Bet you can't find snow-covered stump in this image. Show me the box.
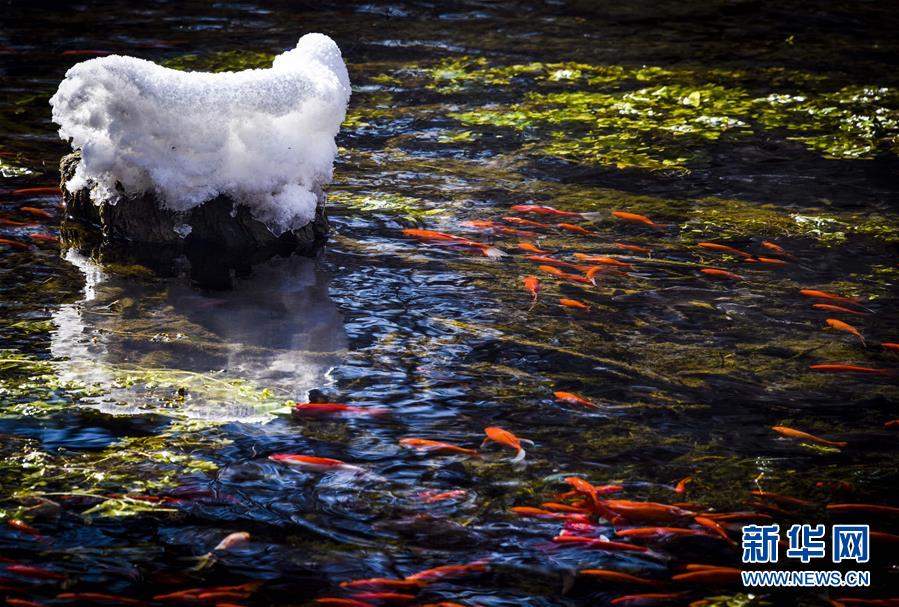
[50,34,350,284]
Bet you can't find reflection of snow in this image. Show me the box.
[51,252,347,422]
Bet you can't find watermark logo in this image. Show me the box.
[832,525,869,564]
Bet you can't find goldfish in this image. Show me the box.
[671,568,741,584]
[811,303,867,316]
[0,218,37,227]
[881,343,899,352]
[481,427,532,462]
[0,237,30,250]
[761,241,796,259]
[504,216,553,229]
[558,222,593,236]
[810,364,893,376]
[7,519,39,535]
[462,221,539,239]
[616,527,708,538]
[511,204,602,220]
[886,419,899,428]
[29,233,59,243]
[268,454,364,473]
[19,206,54,219]
[212,531,250,551]
[552,535,649,553]
[541,502,592,513]
[579,570,660,586]
[12,187,60,196]
[294,403,388,416]
[560,298,590,311]
[800,289,864,308]
[523,275,540,302]
[693,516,737,544]
[746,256,788,265]
[7,600,46,607]
[5,564,65,580]
[696,242,753,258]
[703,512,773,522]
[538,265,594,285]
[340,579,424,591]
[615,242,651,254]
[610,593,688,606]
[517,242,548,254]
[826,318,865,345]
[399,438,478,456]
[585,266,629,279]
[402,228,505,258]
[525,254,587,271]
[825,503,899,515]
[572,253,633,268]
[351,593,417,605]
[510,506,590,522]
[700,268,743,280]
[674,476,692,494]
[420,490,466,503]
[772,426,847,449]
[554,391,598,408]
[405,561,489,582]
[750,491,814,508]
[611,211,665,232]
[601,500,695,523]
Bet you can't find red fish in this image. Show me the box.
[405,561,489,582]
[611,211,665,232]
[0,238,30,250]
[19,206,54,219]
[826,503,899,515]
[340,579,424,591]
[294,403,387,416]
[554,391,598,408]
[885,419,899,428]
[585,266,629,279]
[616,527,708,538]
[0,218,37,227]
[518,242,548,254]
[552,535,649,553]
[572,253,632,268]
[268,454,364,473]
[881,343,899,352]
[746,256,788,265]
[541,502,592,513]
[402,228,505,258]
[538,265,594,285]
[761,240,796,260]
[579,570,661,586]
[810,364,893,376]
[557,222,593,236]
[559,298,590,311]
[12,187,60,196]
[800,289,864,308]
[29,233,59,243]
[700,268,743,280]
[525,255,587,271]
[693,516,737,545]
[772,426,847,449]
[7,519,39,535]
[399,438,478,456]
[7,600,47,607]
[482,427,532,462]
[697,242,753,259]
[523,275,540,302]
[510,506,590,522]
[811,304,867,316]
[5,564,65,580]
[420,490,466,503]
[504,217,552,229]
[601,500,695,523]
[511,205,602,220]
[670,568,741,584]
[614,242,651,254]
[674,476,692,494]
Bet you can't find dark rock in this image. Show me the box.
[59,152,329,288]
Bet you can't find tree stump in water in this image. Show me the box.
[59,152,330,288]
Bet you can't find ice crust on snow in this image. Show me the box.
[50,33,350,235]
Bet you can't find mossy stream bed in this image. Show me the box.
[0,1,897,606]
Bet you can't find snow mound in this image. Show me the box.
[50,33,350,235]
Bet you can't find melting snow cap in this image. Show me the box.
[50,33,351,235]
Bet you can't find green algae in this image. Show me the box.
[328,190,444,219]
[162,50,275,73]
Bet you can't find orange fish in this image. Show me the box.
[585,266,629,280]
[614,242,651,254]
[693,516,737,545]
[825,319,866,346]
[552,535,648,553]
[523,275,540,302]
[541,502,591,513]
[420,490,466,503]
[399,438,478,456]
[518,242,547,254]
[461,221,540,238]
[402,228,505,258]
[0,218,37,227]
[772,426,847,449]
[0,237,30,250]
[825,503,899,515]
[811,304,867,316]
[611,211,665,232]
[7,519,39,535]
[750,490,814,508]
[746,256,788,265]
[881,343,899,352]
[696,242,753,259]
[810,364,893,376]
[674,476,692,494]
[12,187,60,196]
[572,253,633,268]
[670,568,741,584]
[800,289,864,308]
[29,233,59,243]
[526,255,587,271]
[579,570,660,586]
[293,403,387,416]
[601,500,695,523]
[504,216,552,229]
[700,268,743,280]
[560,298,590,311]
[5,565,65,580]
[405,561,489,582]
[510,506,590,522]
[7,600,47,607]
[870,531,899,543]
[703,512,773,522]
[538,265,594,285]
[610,593,688,606]
[511,204,602,220]
[340,579,424,591]
[558,222,593,236]
[761,241,796,259]
[19,206,54,219]
[615,527,708,539]
[885,419,899,427]
[554,391,598,408]
[268,454,364,473]
[481,427,532,462]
